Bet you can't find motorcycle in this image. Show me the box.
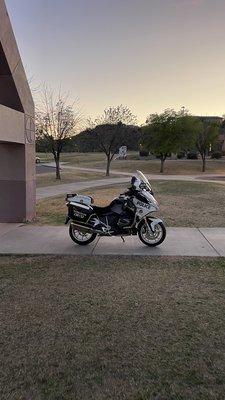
[65,170,166,247]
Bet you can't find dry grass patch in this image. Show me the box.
[99,158,225,175]
[156,180,225,227]
[36,169,116,188]
[37,152,106,165]
[36,180,225,227]
[1,255,225,400]
[37,152,225,175]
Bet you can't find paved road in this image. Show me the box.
[0,224,224,256]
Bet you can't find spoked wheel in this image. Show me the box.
[138,220,166,247]
[69,224,97,246]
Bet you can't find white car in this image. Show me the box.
[36,157,41,164]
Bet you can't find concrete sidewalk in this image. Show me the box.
[37,177,130,199]
[43,162,225,183]
[37,174,225,200]
[0,224,224,257]
[37,164,225,200]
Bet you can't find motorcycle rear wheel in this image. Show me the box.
[69,224,97,246]
[138,220,166,247]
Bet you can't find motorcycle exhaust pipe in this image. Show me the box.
[70,222,107,235]
[70,222,94,234]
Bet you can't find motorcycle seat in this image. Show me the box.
[93,205,112,215]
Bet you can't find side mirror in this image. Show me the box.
[139,182,147,190]
[131,176,136,185]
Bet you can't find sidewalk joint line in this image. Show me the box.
[91,237,101,255]
[0,224,24,240]
[197,228,221,257]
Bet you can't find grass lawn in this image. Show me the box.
[37,152,106,165]
[36,169,117,188]
[37,152,225,175]
[1,255,225,400]
[36,180,225,227]
[94,158,225,176]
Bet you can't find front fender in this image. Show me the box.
[149,218,164,232]
[137,217,164,233]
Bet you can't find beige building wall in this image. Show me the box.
[0,105,25,143]
[0,0,35,222]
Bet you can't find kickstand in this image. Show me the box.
[121,236,125,243]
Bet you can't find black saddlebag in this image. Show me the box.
[68,202,93,223]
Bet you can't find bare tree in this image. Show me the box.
[36,87,83,179]
[87,105,137,176]
[196,119,219,172]
[88,104,137,126]
[28,75,41,97]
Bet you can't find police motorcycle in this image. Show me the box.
[65,171,166,247]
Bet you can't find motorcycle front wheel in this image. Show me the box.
[69,224,97,246]
[138,220,166,247]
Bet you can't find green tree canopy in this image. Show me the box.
[142,108,198,172]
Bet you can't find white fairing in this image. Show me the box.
[132,172,161,226]
[133,192,159,219]
[141,190,159,207]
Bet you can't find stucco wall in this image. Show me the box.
[0,104,25,144]
[0,0,36,222]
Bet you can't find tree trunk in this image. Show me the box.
[52,151,61,180]
[201,154,206,172]
[55,157,61,179]
[106,155,111,176]
[52,145,62,180]
[160,158,164,173]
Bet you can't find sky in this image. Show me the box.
[6,0,225,124]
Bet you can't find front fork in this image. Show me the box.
[139,216,164,233]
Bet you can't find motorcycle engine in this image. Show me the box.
[118,212,133,228]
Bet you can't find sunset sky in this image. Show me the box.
[6,0,225,123]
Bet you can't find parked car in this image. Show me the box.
[36,157,41,164]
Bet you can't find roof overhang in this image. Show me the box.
[0,0,34,117]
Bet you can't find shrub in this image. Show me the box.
[156,153,171,159]
[187,151,198,160]
[139,150,149,157]
[177,151,186,159]
[211,151,222,159]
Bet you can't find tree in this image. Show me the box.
[36,87,82,179]
[88,104,137,127]
[195,118,220,172]
[142,108,197,173]
[73,125,140,153]
[87,122,137,176]
[87,105,137,176]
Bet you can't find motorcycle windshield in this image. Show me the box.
[136,170,152,191]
